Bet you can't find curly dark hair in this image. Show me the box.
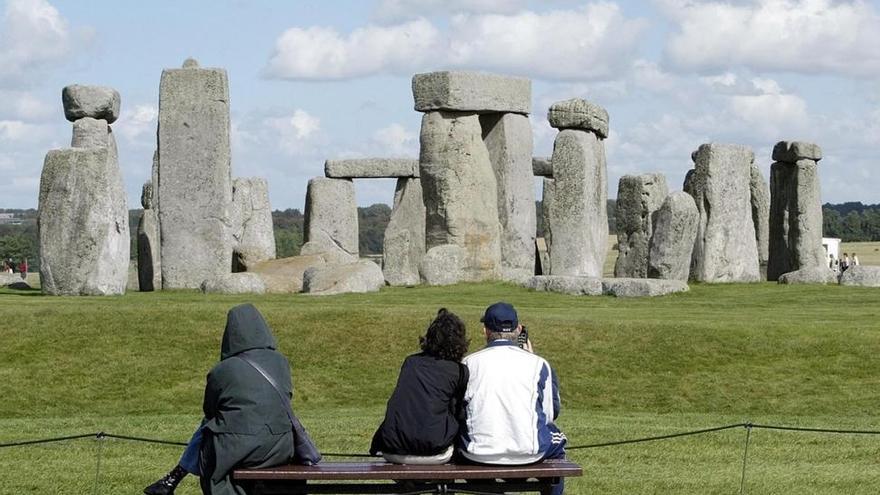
[419,308,469,361]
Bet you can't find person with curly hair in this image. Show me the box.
[370,308,470,464]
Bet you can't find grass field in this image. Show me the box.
[1,281,879,494]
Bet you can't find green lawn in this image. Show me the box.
[1,282,878,494]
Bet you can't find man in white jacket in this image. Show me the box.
[459,302,567,494]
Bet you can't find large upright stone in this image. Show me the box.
[768,141,825,281]
[303,177,359,258]
[157,60,232,289]
[648,191,699,281]
[419,111,502,281]
[325,159,419,178]
[614,173,668,278]
[546,129,608,277]
[62,85,120,124]
[689,143,760,282]
[383,178,425,286]
[71,117,109,148]
[38,148,129,295]
[547,98,609,139]
[481,112,536,279]
[231,177,276,271]
[749,165,770,279]
[137,182,161,292]
[412,71,531,114]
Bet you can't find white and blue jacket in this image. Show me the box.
[459,340,564,464]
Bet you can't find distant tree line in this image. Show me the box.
[822,203,880,242]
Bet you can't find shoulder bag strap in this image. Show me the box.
[236,354,295,424]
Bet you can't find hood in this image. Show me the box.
[220,303,277,360]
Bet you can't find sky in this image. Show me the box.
[1,0,878,210]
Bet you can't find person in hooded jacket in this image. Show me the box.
[144,304,296,495]
[369,308,469,464]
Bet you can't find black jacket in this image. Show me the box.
[370,352,469,456]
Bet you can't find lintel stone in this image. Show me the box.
[324,158,419,178]
[412,71,531,114]
[772,141,822,162]
[532,157,552,177]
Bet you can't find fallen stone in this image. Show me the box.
[777,266,838,285]
[838,265,880,287]
[200,273,267,294]
[324,159,419,179]
[601,278,689,297]
[419,111,502,281]
[547,98,609,139]
[71,117,109,148]
[750,165,770,279]
[648,192,699,281]
[158,61,232,289]
[0,272,23,286]
[412,71,531,114]
[614,173,668,278]
[62,85,121,124]
[304,177,359,258]
[772,141,823,162]
[248,254,327,294]
[526,275,603,296]
[302,259,385,295]
[688,143,760,283]
[532,157,552,177]
[420,244,467,286]
[300,231,359,265]
[383,178,425,286]
[231,177,276,271]
[546,129,608,277]
[482,112,536,278]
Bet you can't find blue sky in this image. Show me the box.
[1,0,878,210]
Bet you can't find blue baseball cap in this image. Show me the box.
[481,302,518,332]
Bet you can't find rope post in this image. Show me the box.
[739,423,752,495]
[93,432,105,495]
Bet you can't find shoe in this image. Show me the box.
[144,465,186,495]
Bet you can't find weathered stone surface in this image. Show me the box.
[777,266,838,285]
[541,178,555,249]
[62,85,121,124]
[302,259,385,295]
[231,177,276,271]
[71,117,109,148]
[300,231,358,265]
[535,237,550,276]
[526,275,603,296]
[0,272,24,286]
[38,147,130,295]
[182,57,199,68]
[601,278,689,297]
[750,165,770,279]
[547,98,609,139]
[382,178,425,286]
[683,169,696,196]
[648,192,699,281]
[419,111,502,282]
[157,62,232,289]
[838,265,880,287]
[420,244,467,286]
[137,206,161,292]
[324,159,419,179]
[772,141,822,162]
[482,112,536,279]
[546,129,607,277]
[303,177,359,259]
[412,71,531,114]
[688,143,760,283]
[532,157,552,177]
[200,273,266,294]
[248,255,327,294]
[614,173,668,278]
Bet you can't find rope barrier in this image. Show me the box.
[565,423,746,449]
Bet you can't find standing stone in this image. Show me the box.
[138,182,161,292]
[546,129,608,277]
[303,177,358,258]
[689,143,760,282]
[231,177,276,271]
[71,117,109,148]
[62,85,121,124]
[768,141,825,281]
[157,60,233,289]
[541,178,555,249]
[614,173,668,278]
[749,165,770,279]
[648,191,699,281]
[420,244,467,286]
[547,98,609,139]
[38,148,129,295]
[481,112,536,280]
[383,178,425,286]
[419,111,502,281]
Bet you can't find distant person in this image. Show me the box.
[852,253,860,266]
[828,253,836,272]
[459,302,567,495]
[370,308,469,464]
[18,258,27,279]
[841,253,850,272]
[144,304,300,495]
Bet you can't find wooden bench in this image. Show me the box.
[233,458,582,495]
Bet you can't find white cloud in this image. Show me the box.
[371,123,418,157]
[662,0,880,77]
[114,104,157,145]
[264,3,646,81]
[0,90,54,121]
[374,0,526,21]
[0,119,51,142]
[265,110,322,155]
